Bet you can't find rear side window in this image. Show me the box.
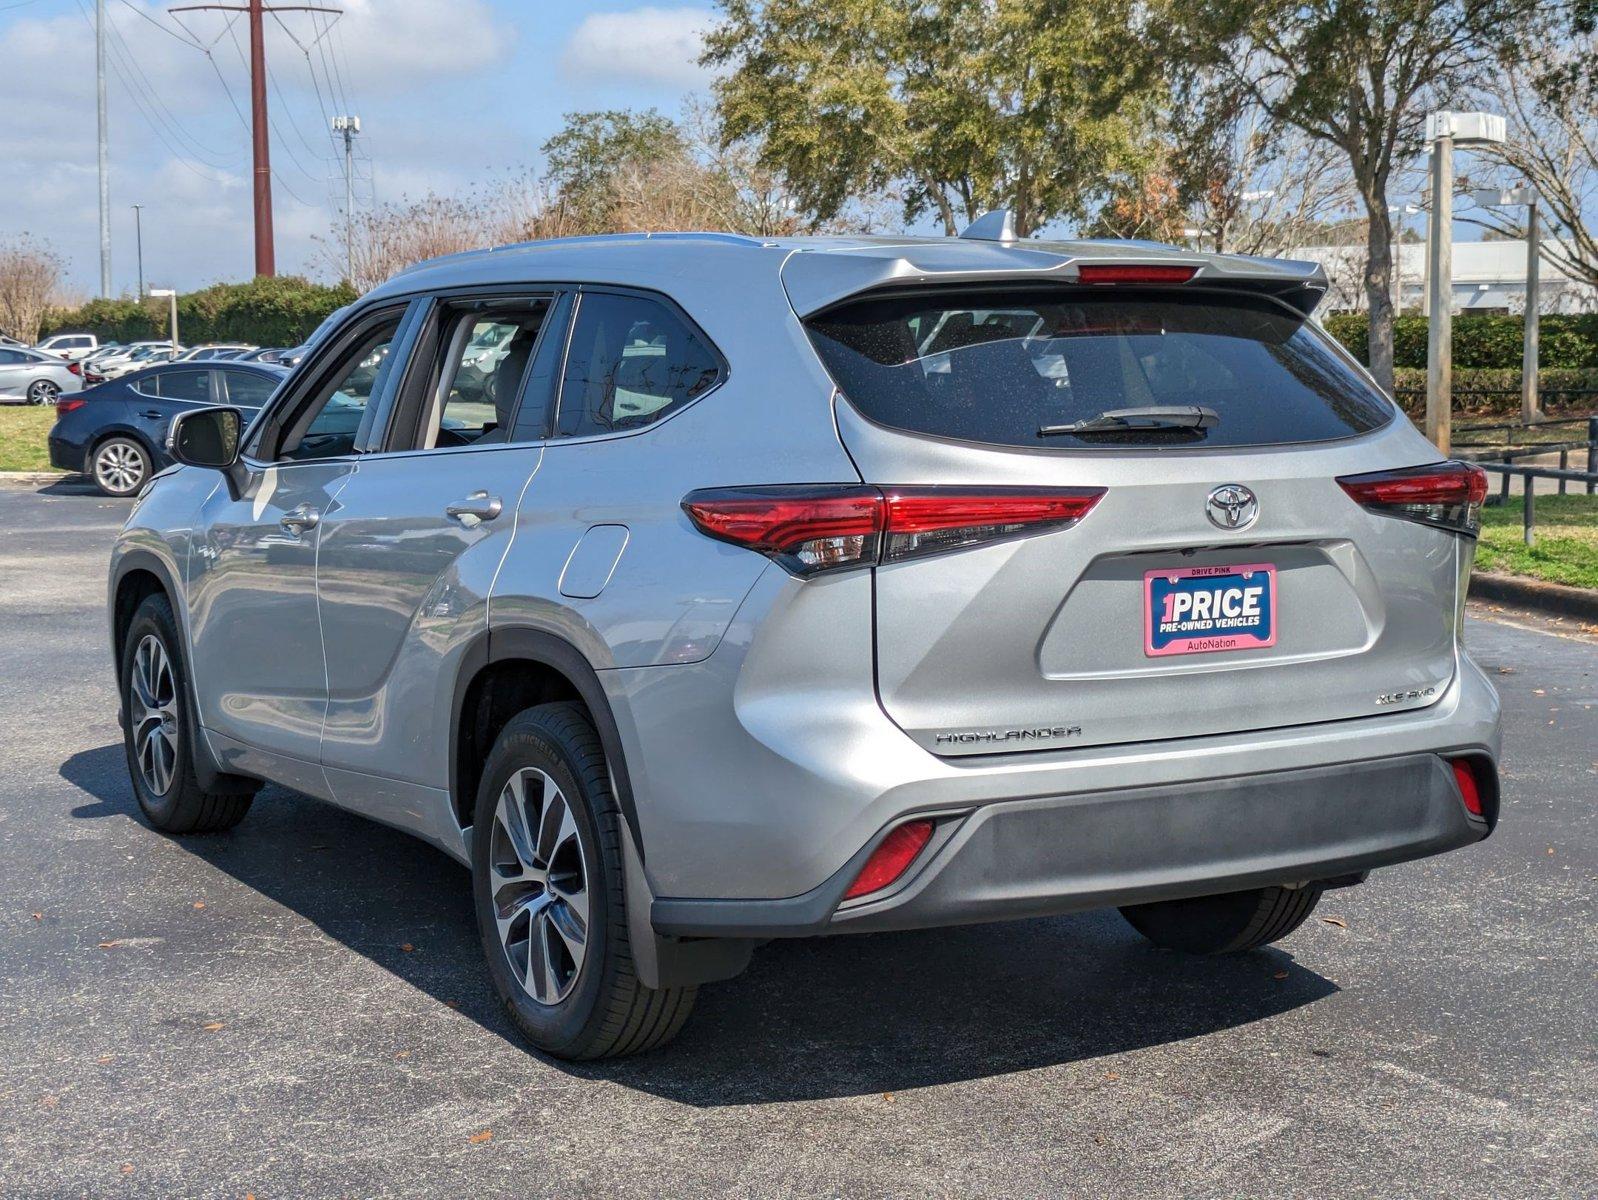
[144,369,212,403]
[805,289,1393,449]
[555,292,722,438]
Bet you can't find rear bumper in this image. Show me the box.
[47,435,85,472]
[652,751,1491,938]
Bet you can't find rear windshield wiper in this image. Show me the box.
[1039,405,1220,437]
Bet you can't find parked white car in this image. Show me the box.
[34,332,101,362]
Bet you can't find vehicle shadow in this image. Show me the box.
[63,742,1339,1107]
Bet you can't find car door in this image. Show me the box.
[313,292,567,845]
[129,367,213,462]
[0,349,27,399]
[185,304,414,796]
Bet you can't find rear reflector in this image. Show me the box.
[682,485,1104,576]
[1076,264,1198,285]
[1450,758,1484,817]
[1337,461,1488,536]
[843,820,935,900]
[55,398,86,415]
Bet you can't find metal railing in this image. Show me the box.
[1468,415,1597,547]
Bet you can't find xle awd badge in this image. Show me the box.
[1206,484,1259,531]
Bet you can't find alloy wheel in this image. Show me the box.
[28,379,58,405]
[128,634,179,797]
[488,767,591,1005]
[96,442,145,494]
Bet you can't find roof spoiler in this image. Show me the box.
[784,244,1329,319]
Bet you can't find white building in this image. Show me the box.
[1290,239,1596,316]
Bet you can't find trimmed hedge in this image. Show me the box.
[1389,367,1598,415]
[41,276,356,348]
[1323,312,1598,371]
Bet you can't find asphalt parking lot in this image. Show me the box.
[0,480,1593,1199]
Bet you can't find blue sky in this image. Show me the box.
[0,1,718,294]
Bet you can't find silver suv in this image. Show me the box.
[109,227,1500,1058]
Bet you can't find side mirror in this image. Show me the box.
[169,405,243,470]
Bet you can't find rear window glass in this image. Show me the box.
[804,289,1393,449]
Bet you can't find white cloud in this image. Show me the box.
[561,6,715,90]
[321,0,517,94]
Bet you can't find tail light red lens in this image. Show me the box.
[1076,264,1198,285]
[1336,461,1488,536]
[1449,758,1485,818]
[682,485,1105,576]
[843,819,935,900]
[55,398,86,415]
[68,361,82,376]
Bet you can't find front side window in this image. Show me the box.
[279,317,402,462]
[219,369,279,409]
[805,289,1394,450]
[555,292,721,438]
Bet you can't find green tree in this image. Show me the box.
[542,109,691,232]
[1161,0,1542,395]
[702,0,1157,237]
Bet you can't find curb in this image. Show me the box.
[0,470,69,485]
[1469,572,1598,623]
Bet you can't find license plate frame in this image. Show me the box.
[1144,562,1277,657]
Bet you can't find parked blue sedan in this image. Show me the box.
[49,361,287,496]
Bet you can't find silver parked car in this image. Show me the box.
[109,224,1501,1059]
[0,345,77,404]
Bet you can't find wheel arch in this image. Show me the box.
[451,626,644,860]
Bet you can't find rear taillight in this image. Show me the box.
[682,485,1105,576]
[843,819,935,900]
[55,398,85,415]
[1336,461,1488,536]
[68,361,82,376]
[1076,264,1197,285]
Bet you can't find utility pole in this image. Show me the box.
[169,1,341,277]
[1524,192,1540,425]
[96,0,111,298]
[332,114,359,284]
[131,204,145,298]
[1423,111,1506,454]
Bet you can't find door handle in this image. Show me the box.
[279,504,320,535]
[140,409,163,419]
[445,492,503,525]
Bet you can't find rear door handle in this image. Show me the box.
[140,409,163,419]
[279,504,320,534]
[445,492,503,526]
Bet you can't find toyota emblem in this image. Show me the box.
[1206,484,1258,530]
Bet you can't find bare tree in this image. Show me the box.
[1467,32,1598,290]
[0,235,64,343]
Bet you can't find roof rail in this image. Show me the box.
[959,209,1017,243]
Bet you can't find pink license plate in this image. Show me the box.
[1144,563,1277,657]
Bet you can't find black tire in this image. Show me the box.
[27,378,59,406]
[471,702,695,1059]
[92,436,151,498]
[1119,884,1323,954]
[120,593,253,835]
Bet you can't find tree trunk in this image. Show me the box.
[1363,205,1396,396]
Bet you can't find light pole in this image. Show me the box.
[1423,111,1506,454]
[1387,204,1420,313]
[131,205,145,300]
[332,115,360,284]
[148,288,179,350]
[1473,186,1542,424]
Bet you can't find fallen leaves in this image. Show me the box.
[96,940,121,950]
[1273,971,1289,980]
[1103,1072,1120,1082]
[394,1050,411,1060]
[120,1164,134,1175]
[1321,915,1348,929]
[40,1095,58,1109]
[193,901,206,910]
[468,1129,493,1145]
[30,911,42,920]
[95,1055,114,1065]
[400,943,415,953]
[202,1022,225,1033]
